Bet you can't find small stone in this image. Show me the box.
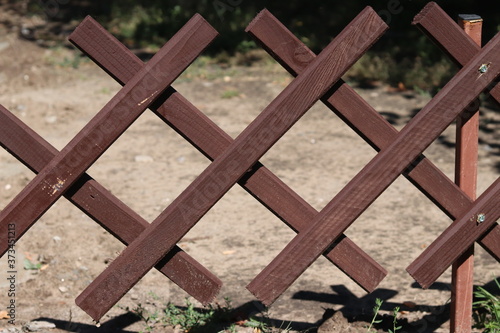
[134,155,154,163]
[52,236,61,243]
[0,41,9,52]
[58,286,68,293]
[45,115,57,124]
[4,184,12,190]
[24,320,56,332]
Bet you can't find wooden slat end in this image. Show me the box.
[412,2,440,26]
[245,9,273,33]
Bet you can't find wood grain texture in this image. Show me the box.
[246,9,500,262]
[69,17,386,292]
[247,28,500,306]
[0,105,221,304]
[407,178,500,288]
[0,15,217,258]
[450,14,481,333]
[76,7,388,321]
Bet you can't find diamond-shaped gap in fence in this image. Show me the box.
[85,108,211,222]
[257,100,378,211]
[173,67,287,141]
[73,7,389,321]
[180,184,298,294]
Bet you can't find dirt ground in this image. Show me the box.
[1,8,500,333]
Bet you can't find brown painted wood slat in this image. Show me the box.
[245,9,500,261]
[68,16,386,293]
[75,7,388,321]
[407,178,500,288]
[411,0,500,264]
[413,2,500,108]
[0,105,221,303]
[247,29,500,306]
[0,15,217,261]
[450,14,482,333]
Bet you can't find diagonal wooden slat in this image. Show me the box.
[247,28,500,306]
[68,16,387,293]
[412,2,500,108]
[411,2,500,261]
[75,7,388,321]
[0,14,218,256]
[0,105,222,304]
[407,177,500,288]
[246,8,500,260]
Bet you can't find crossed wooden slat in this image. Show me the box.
[0,14,218,300]
[1,2,497,322]
[246,7,500,247]
[0,8,388,316]
[406,2,500,288]
[74,7,388,320]
[0,105,222,304]
[247,2,500,295]
[244,5,500,305]
[67,16,386,295]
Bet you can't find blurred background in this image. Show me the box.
[2,0,500,92]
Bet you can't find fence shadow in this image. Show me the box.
[35,312,140,333]
[24,277,499,332]
[292,284,451,333]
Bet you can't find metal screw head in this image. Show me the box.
[477,213,486,223]
[479,64,489,74]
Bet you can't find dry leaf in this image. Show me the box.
[0,310,10,320]
[403,301,417,308]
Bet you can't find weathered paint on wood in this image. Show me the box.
[247,28,500,306]
[246,8,500,262]
[450,14,482,333]
[69,16,387,293]
[75,7,388,321]
[0,106,222,304]
[407,178,500,288]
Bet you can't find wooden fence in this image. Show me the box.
[1,2,499,332]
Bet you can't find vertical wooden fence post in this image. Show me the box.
[450,13,482,333]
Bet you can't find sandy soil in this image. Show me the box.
[0,10,500,333]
